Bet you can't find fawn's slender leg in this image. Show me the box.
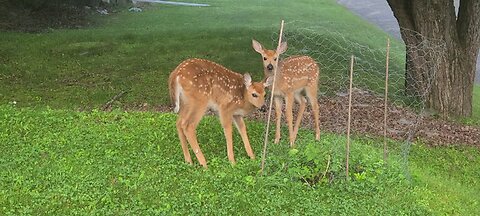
[176,106,192,164]
[274,97,283,144]
[219,110,235,164]
[293,94,307,143]
[284,92,296,147]
[233,115,255,159]
[183,104,208,168]
[306,87,320,140]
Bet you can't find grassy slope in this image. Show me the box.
[0,0,387,110]
[1,0,477,121]
[470,85,480,124]
[409,145,480,214]
[1,106,479,215]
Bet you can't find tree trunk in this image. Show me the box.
[387,0,480,118]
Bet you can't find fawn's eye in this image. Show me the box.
[263,57,267,61]
[274,58,277,61]
[252,93,258,98]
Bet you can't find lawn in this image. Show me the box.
[1,0,479,214]
[471,85,480,124]
[1,106,479,215]
[0,0,392,110]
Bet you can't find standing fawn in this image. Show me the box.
[252,39,320,147]
[168,58,272,168]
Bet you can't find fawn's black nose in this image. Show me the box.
[266,64,273,71]
[259,104,268,113]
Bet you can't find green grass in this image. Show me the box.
[471,85,480,124]
[1,105,479,215]
[408,145,480,214]
[1,0,476,120]
[1,0,479,214]
[458,85,480,125]
[0,0,393,110]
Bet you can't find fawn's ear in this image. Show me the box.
[264,76,273,87]
[252,39,264,54]
[277,41,288,55]
[243,73,252,87]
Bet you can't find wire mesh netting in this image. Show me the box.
[257,21,450,178]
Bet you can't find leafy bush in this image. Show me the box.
[258,131,401,185]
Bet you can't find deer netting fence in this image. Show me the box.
[260,21,447,179]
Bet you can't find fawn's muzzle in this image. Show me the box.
[266,64,273,71]
[259,104,268,113]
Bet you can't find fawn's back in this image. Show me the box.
[275,55,319,94]
[169,58,266,113]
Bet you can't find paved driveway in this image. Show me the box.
[337,0,480,83]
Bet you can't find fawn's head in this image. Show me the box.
[243,73,273,108]
[252,39,288,78]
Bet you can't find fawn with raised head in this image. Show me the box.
[168,58,272,168]
[252,39,320,147]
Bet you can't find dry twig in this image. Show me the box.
[102,90,128,111]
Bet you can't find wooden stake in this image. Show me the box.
[261,20,285,174]
[346,55,354,181]
[383,38,390,164]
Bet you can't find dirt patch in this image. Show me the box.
[320,89,480,147]
[118,89,479,147]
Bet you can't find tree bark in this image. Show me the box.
[387,0,480,118]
